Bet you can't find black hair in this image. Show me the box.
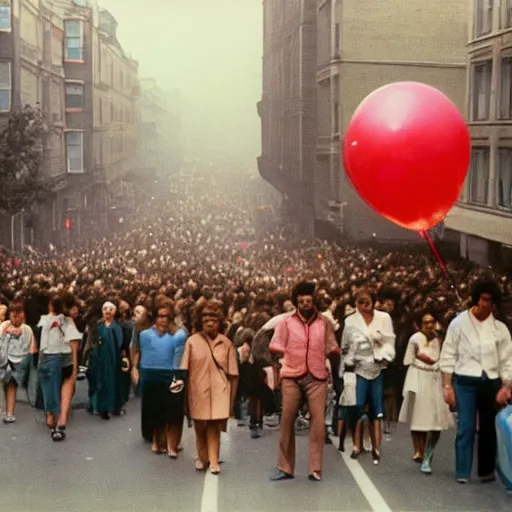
[413,309,437,330]
[291,281,316,307]
[470,279,502,307]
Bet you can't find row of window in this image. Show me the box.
[472,56,512,121]
[464,146,512,211]
[475,0,512,38]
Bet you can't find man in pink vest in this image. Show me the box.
[269,281,340,482]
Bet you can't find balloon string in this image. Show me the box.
[419,230,462,305]
[420,230,448,278]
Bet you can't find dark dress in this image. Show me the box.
[86,321,126,415]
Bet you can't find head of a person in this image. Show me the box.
[291,281,316,319]
[8,302,25,328]
[102,301,117,323]
[154,302,173,332]
[355,289,375,315]
[471,278,502,316]
[414,310,437,340]
[133,304,147,323]
[119,299,131,319]
[0,304,7,322]
[283,299,295,313]
[49,295,64,316]
[195,300,224,338]
[380,298,396,315]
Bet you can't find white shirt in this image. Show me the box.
[440,310,512,383]
[38,314,82,355]
[341,310,396,380]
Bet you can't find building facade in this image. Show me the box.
[444,0,512,267]
[138,78,182,197]
[0,0,66,250]
[258,0,317,237]
[316,0,468,240]
[55,0,139,242]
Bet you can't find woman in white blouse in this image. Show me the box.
[399,310,453,475]
[440,279,512,484]
[342,289,396,464]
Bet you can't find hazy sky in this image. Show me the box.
[100,0,263,164]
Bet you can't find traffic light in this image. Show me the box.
[65,218,71,230]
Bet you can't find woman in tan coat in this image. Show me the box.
[179,300,238,475]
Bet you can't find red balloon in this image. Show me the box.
[343,82,470,231]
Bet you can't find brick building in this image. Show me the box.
[260,0,468,242]
[0,0,66,250]
[257,0,317,237]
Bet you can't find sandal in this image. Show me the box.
[350,449,361,460]
[195,459,209,471]
[51,426,66,442]
[308,471,322,482]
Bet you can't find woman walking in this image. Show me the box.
[399,310,453,474]
[136,302,187,456]
[179,300,238,475]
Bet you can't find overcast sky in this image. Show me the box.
[100,0,263,165]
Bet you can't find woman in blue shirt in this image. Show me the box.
[137,301,187,457]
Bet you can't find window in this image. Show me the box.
[500,57,512,119]
[64,20,84,61]
[66,131,84,173]
[334,23,340,57]
[0,61,11,112]
[505,0,512,29]
[0,0,11,31]
[475,0,493,37]
[472,61,492,120]
[468,147,490,205]
[498,148,512,210]
[65,82,84,108]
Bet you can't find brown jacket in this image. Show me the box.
[181,332,239,421]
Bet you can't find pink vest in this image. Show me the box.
[269,313,339,380]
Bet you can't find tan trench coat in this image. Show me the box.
[181,333,239,422]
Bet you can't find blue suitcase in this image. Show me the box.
[496,405,512,494]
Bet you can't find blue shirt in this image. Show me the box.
[139,327,187,370]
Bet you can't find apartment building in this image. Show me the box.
[0,0,66,250]
[258,0,317,237]
[316,0,468,240]
[138,78,182,197]
[443,0,512,267]
[52,0,139,242]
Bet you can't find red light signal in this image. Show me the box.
[65,218,71,230]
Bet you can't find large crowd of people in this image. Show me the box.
[1,173,511,488]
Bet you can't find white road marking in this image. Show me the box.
[200,472,219,512]
[329,435,393,512]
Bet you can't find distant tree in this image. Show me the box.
[0,105,53,215]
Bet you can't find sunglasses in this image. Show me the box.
[157,314,170,319]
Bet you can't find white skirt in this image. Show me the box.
[398,365,454,431]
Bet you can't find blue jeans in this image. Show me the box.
[356,373,383,420]
[38,354,73,416]
[453,374,501,480]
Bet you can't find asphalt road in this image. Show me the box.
[1,398,511,512]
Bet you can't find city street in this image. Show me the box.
[1,398,511,512]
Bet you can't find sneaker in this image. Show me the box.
[250,427,261,439]
[480,474,496,483]
[420,460,432,475]
[457,478,469,484]
[264,414,280,428]
[3,415,16,424]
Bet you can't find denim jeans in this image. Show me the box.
[453,374,501,480]
[38,354,72,416]
[355,373,384,420]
